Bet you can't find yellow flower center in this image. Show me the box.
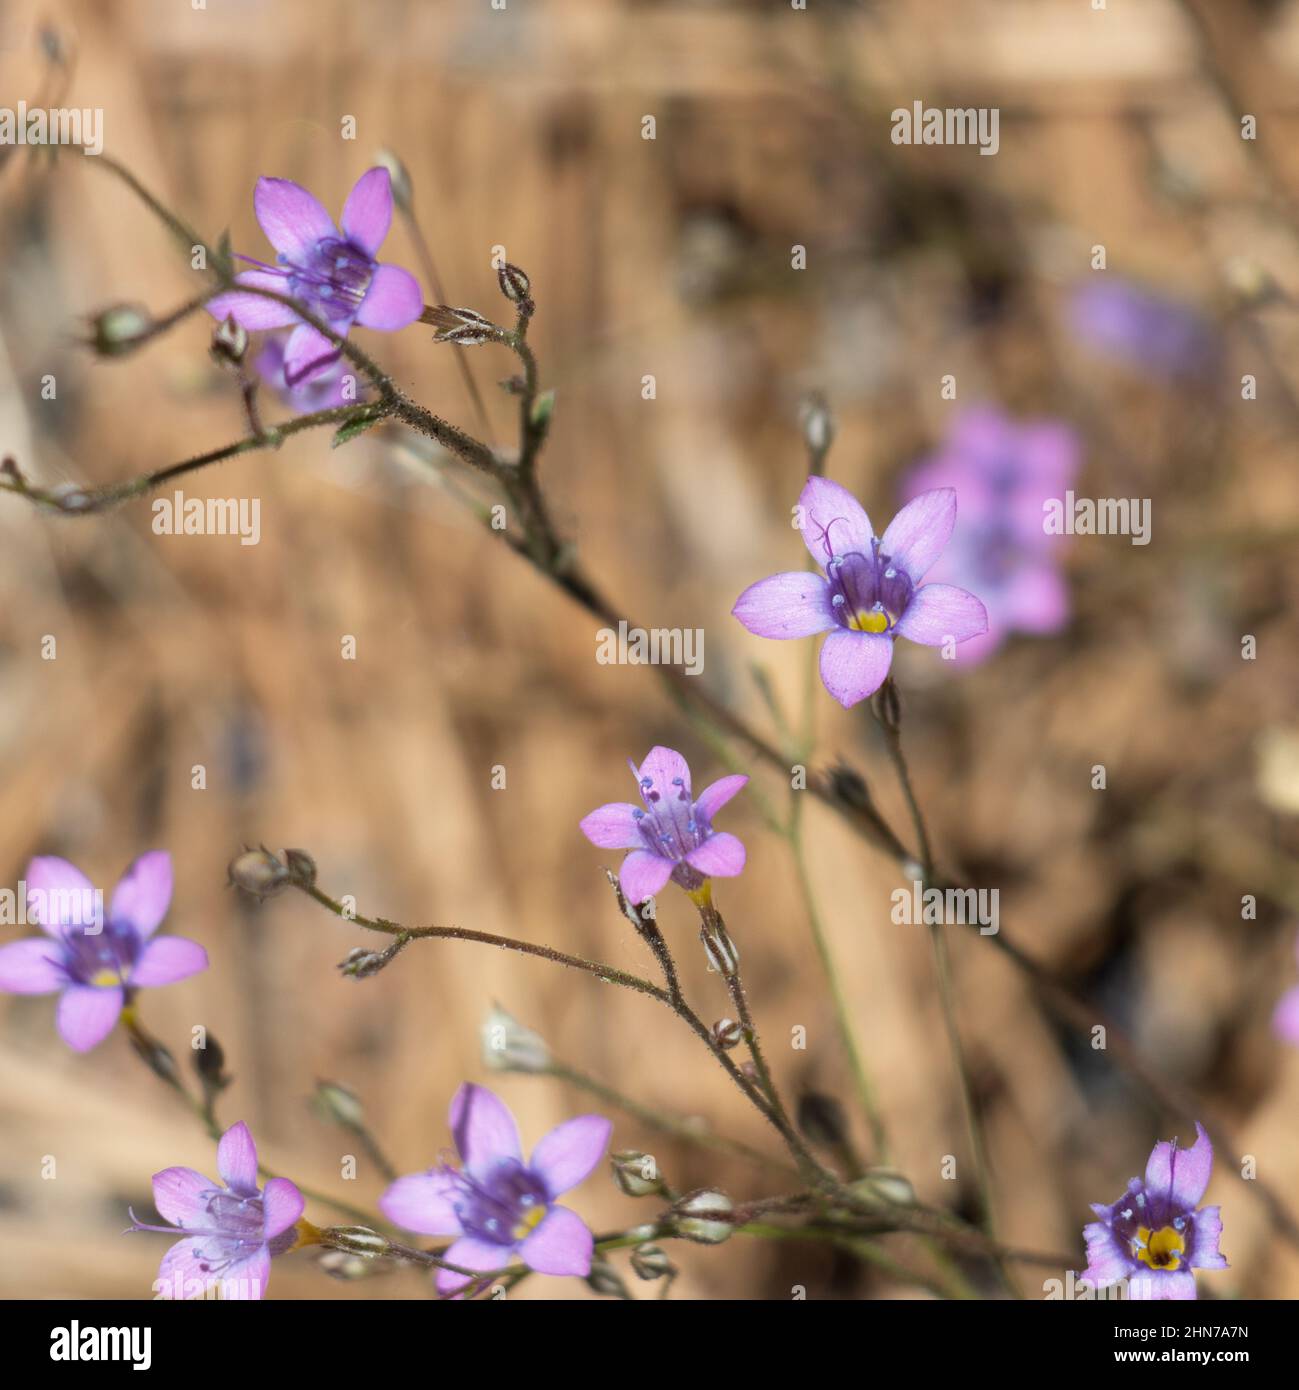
[1134,1224,1185,1270]
[90,968,122,987]
[847,608,889,634]
[511,1204,547,1241]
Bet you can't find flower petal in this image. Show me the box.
[131,936,208,988]
[529,1115,612,1198]
[205,270,299,330]
[1144,1122,1212,1216]
[579,802,645,850]
[262,1177,305,1240]
[797,476,873,568]
[378,1172,464,1236]
[880,488,957,583]
[518,1204,594,1277]
[151,1166,215,1229]
[818,630,892,708]
[435,1236,510,1297]
[356,263,422,330]
[1273,985,1299,1045]
[999,563,1069,634]
[110,852,174,939]
[1080,1220,1132,1289]
[894,584,988,647]
[695,774,748,822]
[254,176,337,261]
[450,1083,522,1170]
[217,1247,272,1300]
[283,322,344,387]
[618,849,674,905]
[1186,1205,1228,1271]
[732,571,836,639]
[217,1121,260,1196]
[635,746,691,801]
[685,832,746,878]
[154,1237,210,1300]
[1128,1268,1197,1301]
[56,984,123,1051]
[25,856,97,933]
[0,937,66,994]
[340,167,393,257]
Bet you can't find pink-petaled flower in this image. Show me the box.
[379,1083,611,1297]
[900,407,1079,664]
[733,478,987,707]
[207,167,422,386]
[1273,931,1299,1046]
[254,334,360,413]
[0,853,207,1052]
[580,745,748,906]
[129,1122,305,1300]
[1079,1122,1228,1300]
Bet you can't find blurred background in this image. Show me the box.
[2,0,1299,1300]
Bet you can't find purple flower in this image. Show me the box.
[0,853,207,1052]
[900,407,1079,664]
[207,167,422,386]
[732,478,987,707]
[1080,1122,1228,1300]
[379,1083,611,1297]
[580,745,748,906]
[1069,278,1218,381]
[254,333,360,412]
[130,1121,305,1300]
[1273,931,1299,1046]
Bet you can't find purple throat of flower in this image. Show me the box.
[238,238,376,322]
[56,919,137,989]
[823,535,913,635]
[129,1188,294,1277]
[442,1155,549,1247]
[631,762,714,891]
[1109,1182,1196,1273]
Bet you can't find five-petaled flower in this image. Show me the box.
[732,479,987,708]
[1080,1122,1228,1300]
[130,1121,305,1300]
[579,745,747,906]
[207,167,422,386]
[379,1083,611,1297]
[0,852,207,1052]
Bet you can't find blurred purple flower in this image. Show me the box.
[1273,932,1299,1046]
[207,167,422,385]
[1080,1122,1227,1300]
[379,1083,611,1297]
[255,334,358,413]
[130,1121,304,1300]
[732,478,987,707]
[901,407,1079,664]
[580,745,747,905]
[1069,278,1217,380]
[0,853,207,1052]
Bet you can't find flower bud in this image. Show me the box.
[798,391,835,458]
[227,848,290,898]
[849,1168,916,1208]
[496,261,532,306]
[630,1244,676,1281]
[192,1033,228,1092]
[339,947,386,979]
[209,314,248,370]
[828,762,872,811]
[313,1079,366,1130]
[797,1090,849,1151]
[611,1150,665,1198]
[585,1259,631,1299]
[711,1017,743,1050]
[480,1004,551,1074]
[317,1248,384,1281]
[89,303,152,358]
[425,305,497,345]
[322,1225,391,1258]
[671,1189,734,1244]
[128,1029,178,1085]
[374,149,413,213]
[701,922,740,977]
[529,389,555,429]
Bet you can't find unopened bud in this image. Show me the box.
[611,1150,665,1198]
[529,389,555,429]
[193,1033,228,1091]
[585,1259,631,1299]
[375,150,413,213]
[480,1004,551,1074]
[798,391,834,458]
[425,305,497,345]
[227,848,290,898]
[318,1248,384,1281]
[282,848,317,889]
[128,1030,178,1085]
[339,947,385,979]
[711,1017,743,1050]
[313,1079,366,1130]
[89,303,152,358]
[210,314,248,369]
[828,762,872,811]
[1224,256,1279,308]
[701,922,740,977]
[630,1244,676,1281]
[849,1168,916,1208]
[671,1190,734,1244]
[797,1091,849,1151]
[497,261,532,307]
[322,1225,391,1258]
